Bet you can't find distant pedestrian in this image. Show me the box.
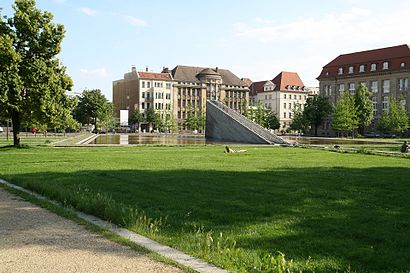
[400,141,409,153]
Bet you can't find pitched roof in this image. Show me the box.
[272,71,305,91]
[171,65,247,87]
[249,80,271,95]
[241,78,253,87]
[138,72,172,80]
[318,44,410,79]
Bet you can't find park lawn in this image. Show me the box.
[0,145,409,272]
[0,135,65,146]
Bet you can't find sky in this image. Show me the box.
[2,0,410,101]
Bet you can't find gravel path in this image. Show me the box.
[0,189,182,273]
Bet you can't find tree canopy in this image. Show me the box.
[0,0,76,146]
[303,96,333,136]
[354,83,374,134]
[74,89,111,130]
[332,91,358,136]
[377,97,409,135]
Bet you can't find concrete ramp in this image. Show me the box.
[205,100,289,145]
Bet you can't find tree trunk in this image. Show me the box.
[314,124,318,137]
[11,111,21,147]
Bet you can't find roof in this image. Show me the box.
[249,80,271,95]
[197,68,221,77]
[137,72,172,80]
[318,44,410,79]
[241,78,253,87]
[171,65,247,87]
[272,71,305,91]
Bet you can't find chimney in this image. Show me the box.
[131,65,136,72]
[215,67,219,72]
[145,66,148,72]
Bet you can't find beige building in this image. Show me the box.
[112,66,173,130]
[113,65,249,130]
[317,44,410,135]
[250,72,310,130]
[168,65,249,129]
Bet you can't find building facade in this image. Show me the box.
[169,65,249,129]
[112,66,173,130]
[250,72,310,130]
[113,65,249,130]
[317,44,410,135]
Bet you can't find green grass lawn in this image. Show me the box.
[0,134,65,146]
[0,145,409,272]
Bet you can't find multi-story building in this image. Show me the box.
[113,66,173,131]
[113,65,249,130]
[250,71,310,130]
[317,44,410,135]
[169,65,249,129]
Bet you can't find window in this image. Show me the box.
[142,81,145,88]
[399,78,409,91]
[142,92,145,98]
[383,61,389,70]
[372,96,377,116]
[338,68,344,75]
[289,103,292,109]
[284,103,286,109]
[382,80,390,93]
[299,95,302,100]
[349,83,355,93]
[359,65,365,73]
[141,102,145,109]
[400,62,406,68]
[166,83,171,89]
[265,95,268,100]
[147,82,151,88]
[382,96,389,111]
[371,63,377,71]
[289,112,292,119]
[284,94,287,99]
[294,95,297,99]
[284,112,286,118]
[348,66,354,74]
[166,93,171,100]
[370,81,378,93]
[339,83,345,92]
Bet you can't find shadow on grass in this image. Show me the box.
[3,166,410,272]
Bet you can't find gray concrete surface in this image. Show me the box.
[0,189,182,273]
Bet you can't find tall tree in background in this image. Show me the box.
[303,96,333,136]
[74,89,109,130]
[354,83,374,135]
[377,97,409,135]
[129,109,143,132]
[332,91,358,137]
[0,0,75,146]
[145,106,156,132]
[264,110,280,131]
[289,104,309,134]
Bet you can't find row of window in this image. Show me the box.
[141,81,172,89]
[282,94,307,100]
[140,102,171,110]
[283,102,303,110]
[323,78,409,96]
[337,62,406,75]
[142,91,171,100]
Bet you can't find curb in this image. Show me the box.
[0,179,230,273]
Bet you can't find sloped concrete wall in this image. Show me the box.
[205,101,270,144]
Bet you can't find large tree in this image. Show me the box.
[332,91,358,137]
[74,89,110,130]
[129,109,143,132]
[264,110,280,131]
[0,0,75,146]
[303,96,333,136]
[354,83,374,135]
[289,104,309,134]
[377,97,409,135]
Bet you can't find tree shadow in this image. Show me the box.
[3,166,410,272]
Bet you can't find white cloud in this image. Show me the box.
[80,68,108,78]
[80,7,98,16]
[124,15,147,27]
[231,6,410,86]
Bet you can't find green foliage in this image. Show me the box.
[74,89,111,130]
[252,252,294,273]
[303,96,333,136]
[265,110,280,130]
[0,0,75,145]
[289,104,309,133]
[129,109,144,126]
[145,107,156,124]
[377,97,409,134]
[354,84,374,133]
[332,91,358,135]
[185,105,205,132]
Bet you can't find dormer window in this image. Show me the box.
[338,68,343,75]
[400,62,406,68]
[383,62,389,70]
[325,71,329,76]
[348,66,354,74]
[371,63,377,71]
[359,65,365,73]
